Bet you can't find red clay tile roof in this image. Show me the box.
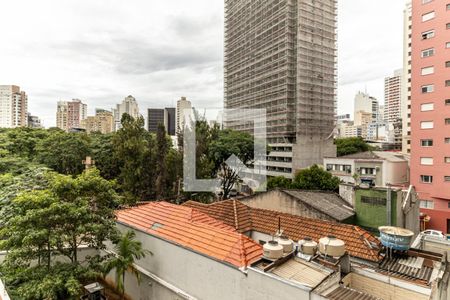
[183,200,382,262]
[115,202,262,269]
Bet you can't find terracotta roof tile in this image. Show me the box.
[183,200,382,262]
[115,202,262,268]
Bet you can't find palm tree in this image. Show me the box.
[105,230,151,300]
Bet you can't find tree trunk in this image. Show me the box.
[121,271,125,300]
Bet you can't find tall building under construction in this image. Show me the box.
[224,0,337,177]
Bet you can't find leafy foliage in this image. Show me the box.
[266,176,293,190]
[293,164,340,191]
[335,137,371,157]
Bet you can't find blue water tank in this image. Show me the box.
[379,226,414,251]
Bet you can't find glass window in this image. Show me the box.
[446,99,450,105]
[421,175,433,183]
[421,30,435,39]
[446,138,450,144]
[446,80,450,87]
[420,200,434,209]
[445,176,450,182]
[422,84,434,93]
[421,139,433,147]
[446,118,450,125]
[421,48,435,57]
[445,157,450,163]
[422,0,433,3]
[447,61,450,68]
[447,23,450,30]
[447,42,450,48]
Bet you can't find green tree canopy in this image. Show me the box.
[293,164,340,191]
[266,176,293,190]
[335,137,371,157]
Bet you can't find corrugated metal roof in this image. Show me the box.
[326,286,381,300]
[379,255,434,282]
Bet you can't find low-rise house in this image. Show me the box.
[324,151,409,187]
[239,189,355,223]
[107,202,354,300]
[183,200,382,263]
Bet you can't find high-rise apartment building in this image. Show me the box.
[410,0,450,234]
[148,108,176,135]
[81,110,114,134]
[176,97,192,133]
[56,99,87,131]
[385,69,403,150]
[27,113,42,128]
[113,95,141,131]
[224,0,337,177]
[354,91,379,122]
[0,85,28,128]
[402,1,413,154]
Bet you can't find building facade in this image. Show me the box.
[27,113,42,128]
[80,110,113,134]
[56,99,87,131]
[410,0,450,234]
[385,69,404,150]
[402,1,413,154]
[112,95,141,131]
[147,108,165,134]
[0,85,28,128]
[224,0,337,177]
[176,96,192,133]
[354,91,379,121]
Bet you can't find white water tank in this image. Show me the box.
[263,241,284,260]
[319,236,345,258]
[276,236,294,254]
[298,238,318,256]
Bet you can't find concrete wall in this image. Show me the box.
[354,188,398,230]
[383,161,409,186]
[339,184,355,206]
[343,272,429,300]
[106,223,316,300]
[241,190,336,222]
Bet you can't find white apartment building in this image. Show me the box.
[176,96,192,133]
[0,85,28,128]
[112,95,141,131]
[401,1,412,154]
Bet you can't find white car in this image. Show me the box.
[422,230,446,239]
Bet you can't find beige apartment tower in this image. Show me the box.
[81,110,114,134]
[56,99,87,131]
[224,0,337,177]
[0,85,28,128]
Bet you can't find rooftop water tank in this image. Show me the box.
[319,236,346,258]
[379,226,414,251]
[263,241,284,260]
[276,235,294,254]
[298,237,318,256]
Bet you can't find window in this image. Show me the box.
[421,103,434,111]
[422,11,435,22]
[445,176,450,182]
[422,84,434,93]
[421,30,435,39]
[421,157,434,165]
[421,48,435,57]
[447,42,450,48]
[421,175,433,183]
[421,121,434,129]
[446,80,450,87]
[422,0,433,3]
[422,67,436,76]
[447,61,450,68]
[446,118,450,125]
[361,196,386,206]
[447,23,450,30]
[445,157,450,163]
[420,200,434,209]
[446,138,450,144]
[360,168,376,175]
[421,139,433,147]
[421,66,434,75]
[447,3,450,10]
[446,99,450,105]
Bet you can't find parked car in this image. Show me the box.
[421,230,446,239]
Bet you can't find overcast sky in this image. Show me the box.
[0,0,406,127]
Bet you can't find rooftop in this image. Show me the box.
[324,286,381,300]
[115,202,263,269]
[183,200,382,262]
[327,151,407,162]
[280,190,354,221]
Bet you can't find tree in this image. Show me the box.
[0,168,120,299]
[208,130,254,199]
[0,127,49,159]
[113,114,156,203]
[293,164,340,191]
[35,131,90,175]
[267,176,293,190]
[104,231,150,300]
[335,137,371,157]
[90,133,121,180]
[155,124,170,199]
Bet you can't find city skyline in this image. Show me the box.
[0,0,405,127]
